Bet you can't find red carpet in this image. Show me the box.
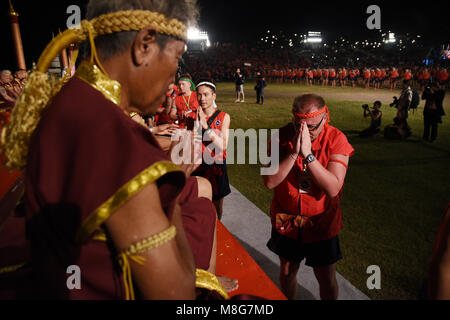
[216,220,286,300]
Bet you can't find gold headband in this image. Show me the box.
[1,10,187,170]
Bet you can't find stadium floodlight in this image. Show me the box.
[387,32,396,43]
[306,38,322,43]
[187,27,211,48]
[304,31,322,43]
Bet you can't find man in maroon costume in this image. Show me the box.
[0,0,230,300]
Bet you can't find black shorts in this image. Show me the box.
[267,229,342,268]
[193,161,231,201]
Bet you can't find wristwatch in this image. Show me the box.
[304,154,316,164]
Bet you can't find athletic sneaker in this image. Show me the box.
[235,99,240,103]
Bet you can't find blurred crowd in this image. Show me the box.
[182,44,449,91]
[0,69,27,127]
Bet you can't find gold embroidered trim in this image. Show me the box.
[195,269,230,300]
[75,61,121,106]
[76,161,183,244]
[0,263,26,275]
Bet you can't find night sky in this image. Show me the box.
[1,0,449,70]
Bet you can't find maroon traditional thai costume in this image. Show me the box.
[0,62,217,299]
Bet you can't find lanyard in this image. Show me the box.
[183,93,192,112]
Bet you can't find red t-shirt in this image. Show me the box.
[404,71,412,80]
[174,92,199,128]
[270,123,354,243]
[155,112,171,126]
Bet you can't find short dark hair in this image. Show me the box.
[86,0,198,61]
[374,101,382,107]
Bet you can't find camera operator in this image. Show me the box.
[393,80,413,136]
[360,101,382,138]
[384,117,411,140]
[397,80,412,120]
[422,82,446,142]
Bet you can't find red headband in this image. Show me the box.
[293,105,330,128]
[293,105,329,120]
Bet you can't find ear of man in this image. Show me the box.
[132,26,159,67]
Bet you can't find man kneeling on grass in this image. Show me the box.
[263,94,354,300]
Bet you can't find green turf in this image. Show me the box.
[216,81,450,300]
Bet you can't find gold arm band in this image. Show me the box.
[121,225,177,256]
[117,224,176,300]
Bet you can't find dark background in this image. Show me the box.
[1,0,449,70]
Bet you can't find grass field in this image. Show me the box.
[215,81,450,300]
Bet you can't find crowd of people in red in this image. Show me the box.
[183,45,449,91]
